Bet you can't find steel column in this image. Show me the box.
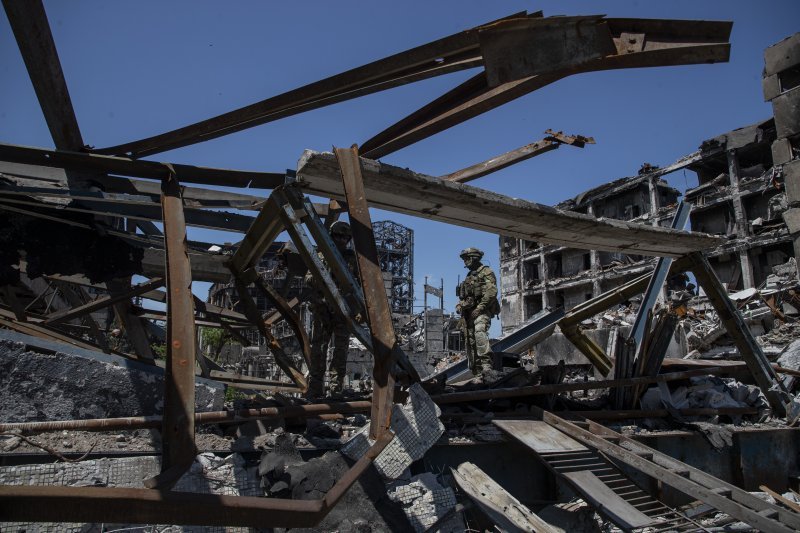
[335,145,398,439]
[159,169,197,481]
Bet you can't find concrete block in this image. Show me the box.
[784,160,800,202]
[0,331,224,423]
[772,86,800,138]
[764,32,800,77]
[783,208,800,234]
[763,73,781,101]
[773,138,794,166]
[388,472,463,532]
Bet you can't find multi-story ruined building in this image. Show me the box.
[500,116,798,334]
[684,118,791,291]
[499,174,680,333]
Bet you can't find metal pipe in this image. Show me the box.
[0,401,372,434]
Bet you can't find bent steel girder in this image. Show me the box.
[94,11,535,158]
[360,17,732,158]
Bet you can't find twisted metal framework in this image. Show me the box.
[373,220,414,315]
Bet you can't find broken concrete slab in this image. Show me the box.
[0,331,224,423]
[341,383,444,480]
[388,472,463,532]
[297,150,722,257]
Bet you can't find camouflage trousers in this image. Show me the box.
[465,314,492,374]
[307,307,349,397]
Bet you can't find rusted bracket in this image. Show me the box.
[544,129,595,148]
[155,168,197,487]
[335,145,400,439]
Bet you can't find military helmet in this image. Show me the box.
[329,220,352,239]
[459,247,484,259]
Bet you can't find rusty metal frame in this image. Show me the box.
[156,169,197,485]
[360,17,731,159]
[335,146,398,439]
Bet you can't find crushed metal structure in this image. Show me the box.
[3,2,800,531]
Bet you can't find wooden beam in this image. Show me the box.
[43,278,165,325]
[452,462,558,532]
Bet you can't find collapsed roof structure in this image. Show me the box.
[2,1,800,530]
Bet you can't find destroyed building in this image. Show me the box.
[500,173,681,332]
[3,4,800,532]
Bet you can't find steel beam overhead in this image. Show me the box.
[94,12,538,158]
[361,17,731,159]
[297,151,722,257]
[158,171,198,483]
[0,142,284,190]
[2,0,84,151]
[335,146,399,439]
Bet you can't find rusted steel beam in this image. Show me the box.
[0,401,372,434]
[43,277,165,325]
[688,251,792,417]
[0,433,393,528]
[335,146,398,440]
[442,138,559,184]
[361,18,731,159]
[0,142,284,189]
[227,195,285,274]
[2,0,83,151]
[232,275,307,390]
[92,13,536,158]
[0,189,255,233]
[159,171,197,482]
[430,366,750,405]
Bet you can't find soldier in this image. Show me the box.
[456,247,500,375]
[306,220,359,398]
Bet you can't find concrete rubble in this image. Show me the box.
[1,5,799,532]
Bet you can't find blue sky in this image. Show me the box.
[2,1,798,336]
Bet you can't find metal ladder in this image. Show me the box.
[543,411,800,533]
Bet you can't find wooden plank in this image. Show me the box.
[562,470,656,529]
[452,462,558,533]
[297,151,723,257]
[760,485,800,514]
[493,419,587,453]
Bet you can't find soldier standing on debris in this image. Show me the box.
[456,247,500,375]
[306,220,359,398]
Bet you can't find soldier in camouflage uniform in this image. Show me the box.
[306,220,359,398]
[456,247,500,375]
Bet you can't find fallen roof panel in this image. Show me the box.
[296,150,723,257]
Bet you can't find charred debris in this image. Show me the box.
[1,2,800,531]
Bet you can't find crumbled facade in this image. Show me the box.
[499,174,680,333]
